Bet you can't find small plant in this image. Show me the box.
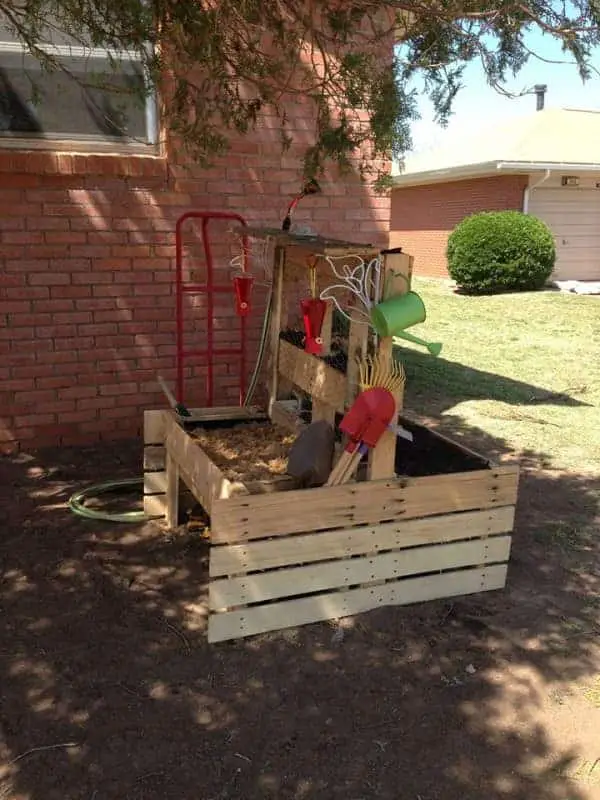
[446,210,556,294]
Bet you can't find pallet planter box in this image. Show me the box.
[144,407,518,644]
[145,229,520,643]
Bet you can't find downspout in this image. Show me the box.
[523,169,551,214]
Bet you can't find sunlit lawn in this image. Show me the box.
[396,278,600,474]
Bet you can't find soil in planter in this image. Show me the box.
[190,421,296,482]
[395,418,488,477]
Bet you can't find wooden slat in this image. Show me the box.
[209,505,515,577]
[242,227,378,258]
[278,338,346,413]
[143,493,167,517]
[143,471,167,495]
[400,411,491,466]
[144,409,167,445]
[208,564,508,643]
[210,535,511,608]
[210,465,520,543]
[269,400,306,432]
[185,406,266,423]
[143,445,165,471]
[380,249,412,299]
[164,413,248,514]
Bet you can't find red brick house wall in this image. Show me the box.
[0,127,390,452]
[389,175,528,278]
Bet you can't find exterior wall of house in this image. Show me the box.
[389,175,528,278]
[0,125,390,452]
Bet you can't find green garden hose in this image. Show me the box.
[243,282,273,406]
[68,478,159,523]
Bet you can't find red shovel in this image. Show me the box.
[326,387,397,486]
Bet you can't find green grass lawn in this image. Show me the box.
[395,278,600,474]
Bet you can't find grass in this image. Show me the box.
[396,278,600,474]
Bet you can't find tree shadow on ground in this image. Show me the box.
[0,419,599,800]
[396,345,590,413]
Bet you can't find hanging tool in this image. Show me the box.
[326,387,397,486]
[157,375,191,417]
[301,255,328,355]
[281,179,322,231]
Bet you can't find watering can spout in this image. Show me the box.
[393,330,442,357]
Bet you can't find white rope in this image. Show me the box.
[320,254,382,328]
[229,232,274,286]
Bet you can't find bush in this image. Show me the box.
[446,210,556,294]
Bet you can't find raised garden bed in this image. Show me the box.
[144,408,518,645]
[144,231,519,645]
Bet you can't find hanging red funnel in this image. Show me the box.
[233,273,253,317]
[301,297,327,355]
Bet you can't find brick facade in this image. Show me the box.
[0,125,391,452]
[389,175,528,278]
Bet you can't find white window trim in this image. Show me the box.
[0,37,159,151]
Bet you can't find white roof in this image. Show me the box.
[394,107,600,186]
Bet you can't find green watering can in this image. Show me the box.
[370,274,442,357]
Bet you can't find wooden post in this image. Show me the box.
[311,299,335,425]
[367,248,412,481]
[143,409,167,518]
[367,336,404,480]
[268,245,285,415]
[165,450,180,529]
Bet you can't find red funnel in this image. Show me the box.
[233,273,253,317]
[301,298,327,355]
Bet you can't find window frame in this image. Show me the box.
[0,34,159,153]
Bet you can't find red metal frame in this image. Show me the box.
[175,211,249,408]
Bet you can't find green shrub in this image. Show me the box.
[446,210,556,294]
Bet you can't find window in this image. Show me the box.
[0,15,157,150]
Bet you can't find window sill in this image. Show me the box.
[0,140,167,179]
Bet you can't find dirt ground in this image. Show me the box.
[1,432,599,800]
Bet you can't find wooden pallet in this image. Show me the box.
[145,409,519,643]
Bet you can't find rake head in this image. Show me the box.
[357,353,406,395]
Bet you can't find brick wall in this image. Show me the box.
[0,124,391,452]
[389,175,528,278]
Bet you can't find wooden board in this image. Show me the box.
[163,413,249,517]
[184,406,266,423]
[143,410,167,516]
[208,564,508,643]
[311,301,336,425]
[210,465,520,543]
[380,249,413,299]
[242,227,378,259]
[400,411,492,466]
[210,535,511,608]
[277,338,346,413]
[209,505,515,577]
[269,400,306,432]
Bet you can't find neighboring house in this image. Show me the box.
[0,19,391,452]
[390,106,600,281]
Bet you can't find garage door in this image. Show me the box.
[528,187,600,281]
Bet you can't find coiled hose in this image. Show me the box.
[68,478,158,523]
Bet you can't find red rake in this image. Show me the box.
[326,387,396,486]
